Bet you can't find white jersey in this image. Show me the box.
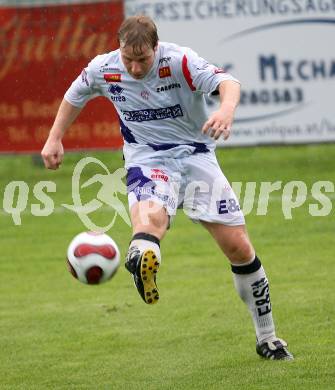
[64,41,239,166]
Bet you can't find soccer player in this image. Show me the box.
[41,15,293,360]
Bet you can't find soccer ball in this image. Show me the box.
[66,231,120,285]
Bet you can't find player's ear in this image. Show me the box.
[153,43,158,53]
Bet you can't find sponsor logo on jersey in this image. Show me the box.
[100,65,121,73]
[104,73,122,82]
[159,66,171,78]
[156,83,181,92]
[214,67,225,74]
[121,104,183,122]
[81,69,89,86]
[141,90,150,100]
[150,168,169,182]
[108,84,124,95]
[108,84,126,101]
[159,56,171,65]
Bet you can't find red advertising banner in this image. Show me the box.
[0,1,124,153]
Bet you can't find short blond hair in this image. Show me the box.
[118,15,159,55]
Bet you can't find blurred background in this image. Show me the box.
[1,0,335,153]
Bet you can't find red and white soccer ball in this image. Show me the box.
[66,232,120,285]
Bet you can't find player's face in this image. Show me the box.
[120,44,157,79]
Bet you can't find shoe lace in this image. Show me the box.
[265,339,292,360]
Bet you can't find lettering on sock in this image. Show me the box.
[252,277,272,317]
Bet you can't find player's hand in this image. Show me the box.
[202,104,236,141]
[41,137,64,170]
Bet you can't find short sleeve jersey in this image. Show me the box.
[64,42,239,163]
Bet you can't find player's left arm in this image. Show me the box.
[202,80,240,140]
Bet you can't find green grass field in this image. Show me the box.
[0,144,334,389]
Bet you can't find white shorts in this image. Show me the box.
[126,151,245,226]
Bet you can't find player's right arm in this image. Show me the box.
[41,99,82,170]
[41,56,103,170]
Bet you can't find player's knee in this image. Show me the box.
[225,237,254,263]
[146,211,168,232]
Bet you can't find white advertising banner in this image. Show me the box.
[126,0,335,146]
